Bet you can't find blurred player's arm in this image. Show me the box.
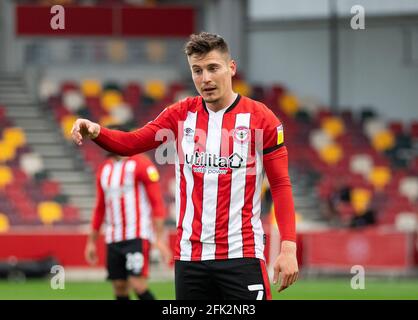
[85,173,105,265]
[264,146,298,292]
[140,162,173,265]
[71,104,180,155]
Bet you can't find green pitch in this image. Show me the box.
[0,278,417,300]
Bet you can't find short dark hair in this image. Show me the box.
[184,32,229,57]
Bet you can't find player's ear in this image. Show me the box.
[230,59,237,77]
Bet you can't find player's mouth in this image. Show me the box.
[202,87,217,94]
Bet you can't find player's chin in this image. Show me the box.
[202,93,219,104]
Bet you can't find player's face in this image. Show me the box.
[188,50,236,106]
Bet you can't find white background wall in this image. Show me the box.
[248,28,330,104]
[248,21,418,121]
[249,0,418,20]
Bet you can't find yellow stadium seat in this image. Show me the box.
[319,143,344,165]
[99,115,121,127]
[279,94,299,117]
[81,79,102,97]
[145,80,166,100]
[295,212,302,224]
[369,166,391,191]
[351,188,372,215]
[0,166,13,189]
[38,201,63,225]
[0,213,10,233]
[145,40,167,63]
[61,115,78,140]
[0,142,16,162]
[261,177,270,196]
[371,130,395,152]
[322,117,345,138]
[233,80,252,97]
[3,127,26,149]
[270,206,276,225]
[101,90,123,112]
[107,40,127,63]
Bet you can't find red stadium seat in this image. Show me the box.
[410,158,418,174]
[379,195,416,225]
[123,82,142,108]
[0,106,5,122]
[11,168,28,186]
[61,81,78,93]
[41,180,61,199]
[316,109,333,123]
[167,82,186,101]
[410,121,418,139]
[340,110,354,125]
[62,205,80,223]
[271,84,286,98]
[389,121,403,136]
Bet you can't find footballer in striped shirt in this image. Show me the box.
[74,32,298,300]
[85,150,172,300]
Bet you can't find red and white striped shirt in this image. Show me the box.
[95,94,296,260]
[92,154,165,244]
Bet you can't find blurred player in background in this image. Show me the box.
[74,32,298,300]
[85,136,172,300]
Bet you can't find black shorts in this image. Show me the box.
[175,258,271,300]
[106,238,150,280]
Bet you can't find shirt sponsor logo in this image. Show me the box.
[185,151,244,174]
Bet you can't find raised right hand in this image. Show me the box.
[71,118,100,146]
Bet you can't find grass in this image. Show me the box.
[0,278,417,300]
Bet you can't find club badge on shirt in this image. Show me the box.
[233,126,250,143]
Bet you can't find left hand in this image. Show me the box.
[273,240,299,292]
[155,239,173,267]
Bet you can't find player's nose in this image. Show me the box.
[202,69,211,83]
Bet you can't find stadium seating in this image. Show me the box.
[0,107,80,227]
[32,76,417,229]
[2,73,418,230]
[255,82,417,228]
[0,212,10,233]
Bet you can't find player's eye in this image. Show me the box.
[193,69,202,75]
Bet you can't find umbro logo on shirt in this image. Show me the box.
[184,127,195,142]
[184,127,194,136]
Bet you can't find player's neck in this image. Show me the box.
[111,155,123,162]
[206,91,238,113]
